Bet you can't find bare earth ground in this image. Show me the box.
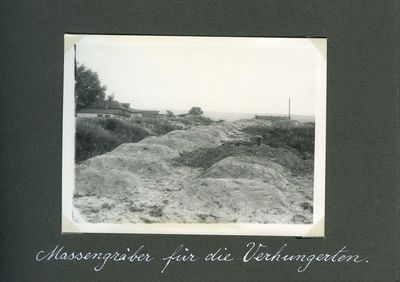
[73,119,313,224]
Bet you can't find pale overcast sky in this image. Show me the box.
[72,35,324,116]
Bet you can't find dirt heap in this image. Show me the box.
[180,178,295,223]
[231,119,272,130]
[75,165,140,197]
[113,143,178,159]
[86,155,173,177]
[139,136,198,153]
[203,156,288,183]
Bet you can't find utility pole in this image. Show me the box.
[288,97,291,120]
[74,44,77,117]
[74,44,77,82]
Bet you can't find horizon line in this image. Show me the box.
[130,107,315,117]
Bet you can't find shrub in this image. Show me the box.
[138,117,183,135]
[97,118,150,142]
[188,106,204,116]
[75,118,150,162]
[75,119,120,162]
[195,116,214,125]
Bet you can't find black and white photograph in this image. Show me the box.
[62,35,326,236]
[3,0,400,280]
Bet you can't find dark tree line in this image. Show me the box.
[75,64,107,112]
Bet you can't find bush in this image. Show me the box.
[137,117,183,135]
[75,118,150,162]
[188,106,203,116]
[97,118,150,142]
[195,116,214,125]
[75,120,119,162]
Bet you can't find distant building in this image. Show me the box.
[77,100,142,119]
[77,100,162,119]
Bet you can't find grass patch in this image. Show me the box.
[241,123,315,158]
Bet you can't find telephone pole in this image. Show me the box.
[74,44,77,117]
[74,44,77,82]
[288,97,291,120]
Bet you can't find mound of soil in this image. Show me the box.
[140,136,198,152]
[190,125,233,140]
[75,165,140,197]
[232,119,272,130]
[271,148,313,175]
[181,178,304,224]
[112,143,178,159]
[86,155,173,177]
[165,130,220,148]
[203,156,288,184]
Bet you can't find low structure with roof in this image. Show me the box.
[77,100,142,119]
[77,100,160,119]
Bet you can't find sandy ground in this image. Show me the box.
[74,119,313,224]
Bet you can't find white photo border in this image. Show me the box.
[62,34,326,237]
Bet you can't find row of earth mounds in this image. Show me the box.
[74,123,241,198]
[74,118,314,224]
[75,119,313,198]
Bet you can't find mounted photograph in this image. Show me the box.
[62,34,326,236]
